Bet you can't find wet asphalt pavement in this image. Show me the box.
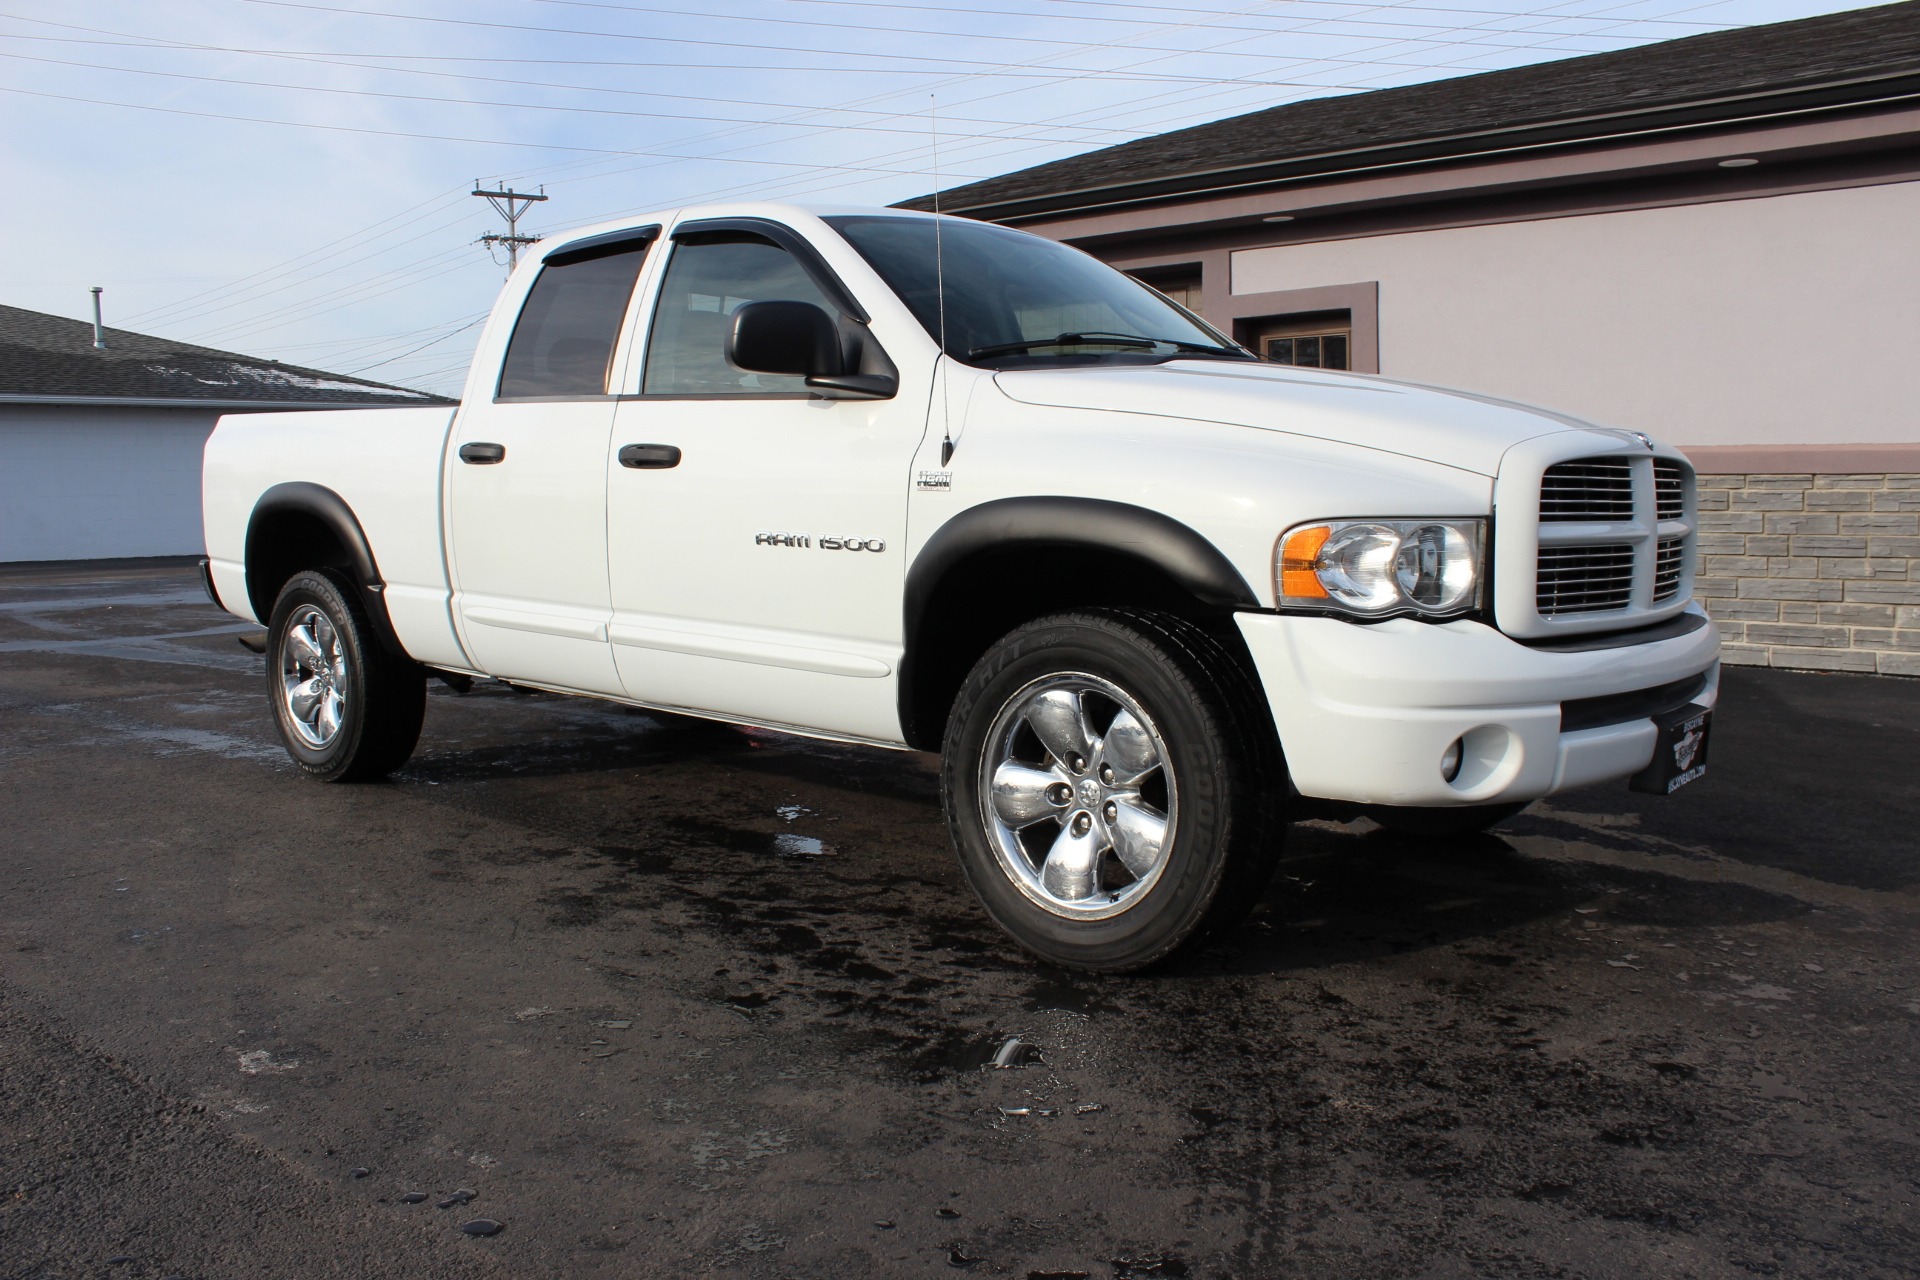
[2,562,1917,1280]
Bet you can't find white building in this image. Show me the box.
[0,304,447,563]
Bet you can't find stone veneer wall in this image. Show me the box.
[1695,472,1920,676]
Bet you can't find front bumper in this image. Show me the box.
[1235,605,1721,807]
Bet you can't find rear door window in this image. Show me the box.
[497,238,652,399]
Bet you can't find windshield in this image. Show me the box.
[824,215,1250,367]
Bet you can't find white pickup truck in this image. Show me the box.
[202,201,1719,970]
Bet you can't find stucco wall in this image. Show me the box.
[0,405,216,561]
[1230,180,1920,449]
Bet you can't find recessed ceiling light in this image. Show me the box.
[1718,157,1759,168]
[1262,214,1295,223]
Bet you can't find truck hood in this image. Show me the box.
[993,360,1629,478]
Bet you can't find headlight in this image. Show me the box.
[1276,518,1485,618]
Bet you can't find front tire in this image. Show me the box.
[941,610,1281,972]
[267,570,425,782]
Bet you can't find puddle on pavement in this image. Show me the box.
[771,833,833,858]
[661,816,838,863]
[909,1030,1046,1077]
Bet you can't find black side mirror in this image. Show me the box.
[727,300,843,378]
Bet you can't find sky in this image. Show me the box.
[0,0,1880,397]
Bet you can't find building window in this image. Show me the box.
[1266,332,1348,369]
[1244,310,1352,371]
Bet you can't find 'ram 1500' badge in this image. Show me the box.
[754,532,886,552]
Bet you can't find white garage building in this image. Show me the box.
[0,304,447,564]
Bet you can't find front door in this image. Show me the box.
[446,232,654,694]
[604,223,925,742]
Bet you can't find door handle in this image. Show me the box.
[459,442,506,465]
[618,443,682,469]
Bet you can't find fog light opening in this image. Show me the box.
[1440,738,1464,783]
[1445,724,1524,795]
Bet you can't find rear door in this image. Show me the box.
[445,229,655,694]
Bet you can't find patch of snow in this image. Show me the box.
[140,360,428,398]
[236,364,428,397]
[144,363,234,386]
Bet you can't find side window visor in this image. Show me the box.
[496,232,654,400]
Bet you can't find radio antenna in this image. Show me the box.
[930,93,954,466]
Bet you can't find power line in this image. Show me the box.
[95,0,1766,379]
[190,255,489,345]
[121,191,471,326]
[263,312,486,357]
[0,10,1688,84]
[135,0,1321,350]
[0,84,998,176]
[591,0,1739,213]
[135,207,487,332]
[105,1,1313,335]
[0,48,1178,146]
[483,0,1385,214]
[228,0,1689,81]
[346,315,487,374]
[525,0,1723,47]
[233,0,1325,73]
[0,31,1146,138]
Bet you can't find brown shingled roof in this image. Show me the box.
[0,304,454,405]
[898,1,1920,221]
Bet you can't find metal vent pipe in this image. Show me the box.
[90,287,106,349]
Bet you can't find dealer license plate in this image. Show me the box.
[1629,703,1711,795]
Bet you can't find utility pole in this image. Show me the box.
[472,182,548,274]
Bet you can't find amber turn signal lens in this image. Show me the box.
[1280,525,1332,598]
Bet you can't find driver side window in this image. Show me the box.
[642,234,836,396]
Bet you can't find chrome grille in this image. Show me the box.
[1653,459,1685,521]
[1653,537,1686,602]
[1537,544,1636,614]
[1541,458,1635,522]
[1505,448,1697,638]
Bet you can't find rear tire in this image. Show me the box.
[266,569,425,782]
[941,609,1282,972]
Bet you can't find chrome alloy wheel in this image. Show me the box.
[280,604,348,748]
[978,672,1178,920]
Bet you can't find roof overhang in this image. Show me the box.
[918,70,1920,225]
[1012,97,1920,252]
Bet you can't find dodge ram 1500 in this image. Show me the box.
[202,202,1719,970]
